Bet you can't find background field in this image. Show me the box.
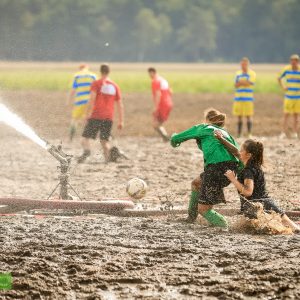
[0,62,286,137]
[0,62,284,93]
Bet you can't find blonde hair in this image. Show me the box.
[204,108,226,127]
[241,57,250,63]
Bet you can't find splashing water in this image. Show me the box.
[0,103,47,149]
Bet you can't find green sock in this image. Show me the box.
[188,191,199,220]
[203,209,228,228]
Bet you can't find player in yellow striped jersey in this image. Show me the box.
[278,54,300,139]
[67,64,97,141]
[233,57,256,137]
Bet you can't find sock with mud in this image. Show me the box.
[155,126,169,142]
[188,191,199,221]
[237,121,242,137]
[247,120,252,135]
[69,125,76,141]
[203,209,228,228]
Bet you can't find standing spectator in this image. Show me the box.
[67,64,97,141]
[233,58,256,137]
[278,54,300,139]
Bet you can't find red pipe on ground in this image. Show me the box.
[0,197,134,213]
[0,198,299,219]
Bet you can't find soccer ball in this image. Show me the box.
[126,178,147,200]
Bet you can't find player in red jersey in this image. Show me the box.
[78,64,124,163]
[148,68,173,141]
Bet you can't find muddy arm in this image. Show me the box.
[214,132,241,159]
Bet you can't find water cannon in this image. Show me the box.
[46,142,78,200]
[46,143,71,166]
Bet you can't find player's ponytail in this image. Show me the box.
[204,108,226,127]
[243,139,264,166]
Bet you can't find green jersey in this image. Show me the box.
[171,124,239,167]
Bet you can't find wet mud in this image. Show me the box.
[0,91,300,299]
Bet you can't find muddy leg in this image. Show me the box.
[186,177,201,222]
[282,214,300,232]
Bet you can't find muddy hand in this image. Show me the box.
[224,170,236,181]
[118,122,124,130]
[214,130,223,139]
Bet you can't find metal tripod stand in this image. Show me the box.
[46,144,81,200]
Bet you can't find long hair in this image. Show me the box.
[243,139,264,166]
[204,108,226,127]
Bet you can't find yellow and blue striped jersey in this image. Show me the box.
[278,65,300,100]
[72,68,97,106]
[234,69,256,102]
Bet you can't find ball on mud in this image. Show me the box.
[126,178,147,200]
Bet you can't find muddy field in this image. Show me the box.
[0,90,285,138]
[0,91,300,299]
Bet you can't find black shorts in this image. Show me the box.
[198,161,238,205]
[82,119,112,141]
[241,198,284,218]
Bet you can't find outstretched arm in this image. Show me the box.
[171,126,199,148]
[214,131,241,159]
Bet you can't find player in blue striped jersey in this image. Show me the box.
[233,57,256,137]
[67,64,96,141]
[278,54,300,139]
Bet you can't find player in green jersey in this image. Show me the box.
[171,108,240,227]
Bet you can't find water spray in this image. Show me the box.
[0,102,79,200]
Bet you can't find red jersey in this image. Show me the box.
[90,78,121,120]
[151,75,172,106]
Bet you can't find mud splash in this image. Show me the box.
[233,203,294,235]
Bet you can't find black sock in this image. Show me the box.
[247,120,252,134]
[238,121,243,136]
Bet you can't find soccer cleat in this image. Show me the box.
[77,150,91,163]
[184,215,197,223]
[279,132,287,139]
[290,132,298,139]
[162,134,170,142]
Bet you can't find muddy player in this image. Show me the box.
[278,54,300,139]
[148,68,173,142]
[216,136,300,232]
[233,57,256,137]
[78,64,124,163]
[67,64,97,141]
[171,109,240,227]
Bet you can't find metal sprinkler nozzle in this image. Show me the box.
[46,142,74,200]
[46,143,69,165]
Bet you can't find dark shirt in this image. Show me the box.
[237,162,269,200]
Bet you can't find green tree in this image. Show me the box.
[134,8,171,61]
[177,6,217,61]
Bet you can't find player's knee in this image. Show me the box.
[191,177,201,191]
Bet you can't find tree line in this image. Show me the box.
[0,0,299,62]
